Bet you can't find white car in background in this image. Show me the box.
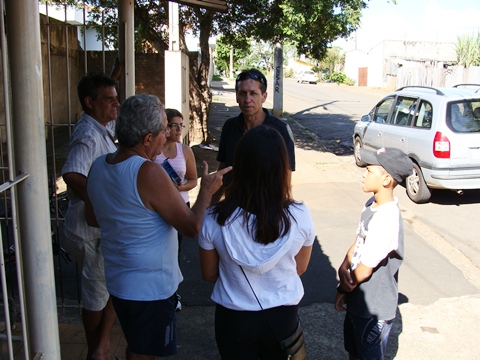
[296,70,318,84]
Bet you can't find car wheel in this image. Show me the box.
[353,137,367,167]
[406,162,432,203]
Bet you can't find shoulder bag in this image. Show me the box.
[239,266,307,360]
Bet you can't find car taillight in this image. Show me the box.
[433,131,450,158]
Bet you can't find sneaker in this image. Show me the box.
[176,294,182,312]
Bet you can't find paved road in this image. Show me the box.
[283,78,387,155]
[280,79,480,274]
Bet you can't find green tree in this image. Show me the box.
[245,41,275,74]
[215,35,251,76]
[456,33,480,68]
[315,46,346,79]
[43,0,369,144]
[218,0,366,61]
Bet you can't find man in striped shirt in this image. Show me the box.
[62,73,120,360]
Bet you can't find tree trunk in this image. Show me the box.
[188,9,214,145]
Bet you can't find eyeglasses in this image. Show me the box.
[236,70,267,86]
[168,123,185,129]
[160,126,171,135]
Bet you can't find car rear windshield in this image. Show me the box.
[447,100,480,133]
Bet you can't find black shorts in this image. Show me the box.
[111,293,178,357]
[215,304,299,360]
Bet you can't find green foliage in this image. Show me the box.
[245,41,274,72]
[216,0,366,61]
[456,33,480,67]
[344,77,356,86]
[319,47,345,73]
[274,0,365,60]
[324,71,353,85]
[284,68,295,78]
[329,71,346,85]
[44,0,366,63]
[215,35,251,75]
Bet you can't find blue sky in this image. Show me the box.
[335,0,480,50]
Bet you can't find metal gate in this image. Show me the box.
[0,2,116,358]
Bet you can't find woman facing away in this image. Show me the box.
[199,125,315,360]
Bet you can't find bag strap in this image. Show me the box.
[239,265,282,343]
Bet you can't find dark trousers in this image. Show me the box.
[215,303,299,360]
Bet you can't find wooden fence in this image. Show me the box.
[396,62,480,88]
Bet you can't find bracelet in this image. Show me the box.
[336,284,348,294]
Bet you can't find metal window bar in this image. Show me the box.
[0,0,31,356]
[41,2,118,318]
[0,1,120,357]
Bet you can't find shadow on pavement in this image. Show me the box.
[300,237,337,305]
[429,188,480,205]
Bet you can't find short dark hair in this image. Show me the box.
[77,72,118,112]
[211,125,296,245]
[165,108,183,123]
[235,68,267,93]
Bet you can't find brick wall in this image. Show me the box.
[81,51,165,105]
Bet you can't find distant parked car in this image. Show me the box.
[296,70,318,84]
[353,85,480,203]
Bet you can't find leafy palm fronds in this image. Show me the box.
[456,33,480,68]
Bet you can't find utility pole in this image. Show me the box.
[118,0,135,99]
[273,42,283,118]
[229,45,234,78]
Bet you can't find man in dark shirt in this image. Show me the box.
[215,69,295,200]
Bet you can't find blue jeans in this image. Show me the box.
[344,311,394,360]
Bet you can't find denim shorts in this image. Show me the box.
[344,311,394,360]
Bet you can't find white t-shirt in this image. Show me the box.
[350,197,400,270]
[199,203,315,311]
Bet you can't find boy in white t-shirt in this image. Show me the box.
[335,147,413,360]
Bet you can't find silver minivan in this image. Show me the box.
[353,85,480,203]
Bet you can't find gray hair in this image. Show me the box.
[116,94,165,148]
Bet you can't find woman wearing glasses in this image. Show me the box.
[155,108,198,311]
[155,108,198,202]
[199,125,314,359]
